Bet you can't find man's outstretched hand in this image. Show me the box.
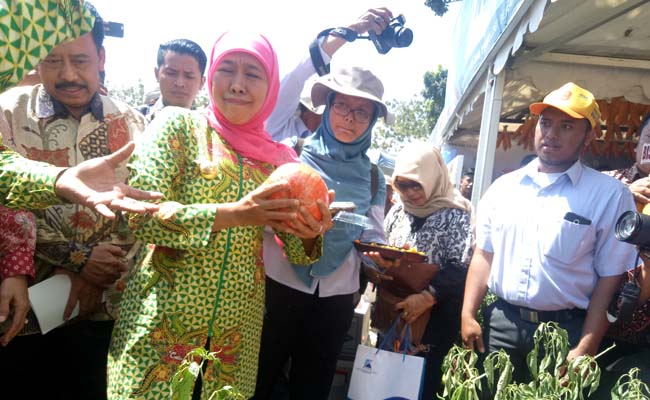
[54,142,162,218]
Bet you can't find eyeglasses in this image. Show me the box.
[331,102,372,123]
[394,180,423,192]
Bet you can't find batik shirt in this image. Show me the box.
[0,0,93,284]
[604,164,644,186]
[0,84,145,333]
[108,108,320,400]
[605,164,650,344]
[384,203,473,301]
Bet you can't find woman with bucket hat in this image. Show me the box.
[253,66,390,399]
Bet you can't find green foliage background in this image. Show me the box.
[372,65,447,154]
[425,0,462,17]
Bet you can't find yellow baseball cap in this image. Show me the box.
[529,82,601,129]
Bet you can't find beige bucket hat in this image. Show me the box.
[299,77,325,115]
[311,66,395,125]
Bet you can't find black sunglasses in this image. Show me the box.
[394,180,423,191]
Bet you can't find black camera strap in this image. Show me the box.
[316,27,358,42]
[607,252,642,323]
[309,28,358,77]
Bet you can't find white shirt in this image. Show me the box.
[476,159,636,310]
[264,205,386,297]
[265,39,331,142]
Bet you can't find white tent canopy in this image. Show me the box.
[432,0,650,204]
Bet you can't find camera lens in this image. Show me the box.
[615,211,650,247]
[393,27,413,48]
[616,211,639,241]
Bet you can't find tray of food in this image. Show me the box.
[353,240,426,262]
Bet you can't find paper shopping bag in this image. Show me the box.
[347,344,426,400]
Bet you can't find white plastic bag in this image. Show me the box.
[347,322,425,400]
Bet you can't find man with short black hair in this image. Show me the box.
[460,171,474,200]
[461,82,637,384]
[139,38,206,121]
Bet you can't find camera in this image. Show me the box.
[615,210,650,249]
[608,210,647,323]
[104,21,124,38]
[369,14,413,54]
[607,280,640,323]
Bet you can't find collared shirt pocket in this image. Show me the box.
[543,218,596,265]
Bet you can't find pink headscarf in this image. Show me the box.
[205,31,299,166]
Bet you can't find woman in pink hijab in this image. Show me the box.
[107,32,331,399]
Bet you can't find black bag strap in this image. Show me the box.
[294,138,379,199]
[370,163,379,200]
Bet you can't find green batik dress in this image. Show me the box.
[107,108,319,399]
[0,136,62,207]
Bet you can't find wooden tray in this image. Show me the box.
[354,240,426,263]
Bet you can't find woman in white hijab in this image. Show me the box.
[366,142,473,399]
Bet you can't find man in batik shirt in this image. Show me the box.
[0,3,146,399]
[595,116,650,397]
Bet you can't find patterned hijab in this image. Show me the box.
[392,142,471,218]
[204,31,298,166]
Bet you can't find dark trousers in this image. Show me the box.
[0,319,114,400]
[252,277,355,400]
[483,299,584,383]
[418,297,463,399]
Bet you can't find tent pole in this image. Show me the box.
[472,68,505,207]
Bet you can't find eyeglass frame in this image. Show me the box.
[331,102,373,123]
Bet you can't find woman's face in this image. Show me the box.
[211,51,268,125]
[394,177,427,206]
[328,93,375,143]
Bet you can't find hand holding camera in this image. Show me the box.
[318,8,413,55]
[368,14,413,54]
[629,176,650,205]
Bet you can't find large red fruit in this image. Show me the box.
[265,162,329,222]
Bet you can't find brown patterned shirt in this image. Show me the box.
[0,84,145,333]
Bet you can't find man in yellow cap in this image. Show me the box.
[460,82,637,384]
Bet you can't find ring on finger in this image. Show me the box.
[374,16,383,23]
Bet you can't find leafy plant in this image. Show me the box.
[611,367,650,399]
[483,349,513,396]
[476,291,497,328]
[169,347,244,400]
[440,345,485,400]
[440,322,608,400]
[526,321,569,381]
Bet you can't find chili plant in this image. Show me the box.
[440,345,484,400]
[611,367,650,399]
[440,322,606,400]
[483,349,514,397]
[170,347,244,400]
[527,321,569,380]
